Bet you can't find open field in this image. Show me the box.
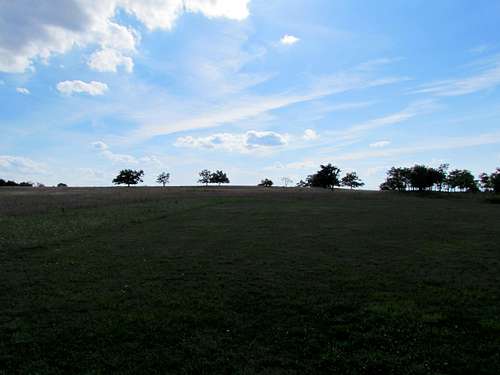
[0,187,499,374]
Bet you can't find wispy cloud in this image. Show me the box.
[369,140,391,148]
[413,55,500,96]
[326,100,437,141]
[0,155,47,174]
[134,70,408,139]
[468,44,492,55]
[335,132,500,161]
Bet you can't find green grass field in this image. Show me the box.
[1,187,499,374]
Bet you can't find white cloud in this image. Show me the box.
[369,140,391,148]
[57,80,108,96]
[0,0,251,73]
[0,155,47,174]
[88,48,134,73]
[16,87,30,95]
[186,0,250,21]
[92,140,137,163]
[121,0,250,30]
[247,131,287,147]
[91,140,163,166]
[175,130,287,152]
[303,129,319,141]
[280,35,300,45]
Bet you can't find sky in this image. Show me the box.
[1,0,500,188]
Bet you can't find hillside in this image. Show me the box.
[1,187,499,374]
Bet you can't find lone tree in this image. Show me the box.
[341,172,364,189]
[307,164,341,189]
[198,169,212,186]
[258,178,274,187]
[281,177,293,187]
[156,172,170,187]
[112,169,144,187]
[210,170,230,186]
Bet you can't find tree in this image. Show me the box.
[258,178,273,187]
[380,167,411,191]
[436,164,449,191]
[156,172,170,187]
[479,173,493,192]
[296,179,309,188]
[1,180,18,187]
[281,177,293,187]
[210,170,230,186]
[57,183,68,188]
[341,172,365,189]
[0,179,33,187]
[307,164,341,189]
[447,169,477,192]
[480,168,500,193]
[198,169,212,186]
[409,165,437,191]
[491,169,500,193]
[112,169,144,187]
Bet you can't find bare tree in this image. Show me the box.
[281,177,293,187]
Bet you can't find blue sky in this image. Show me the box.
[1,0,500,188]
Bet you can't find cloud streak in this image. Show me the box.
[413,56,500,96]
[135,71,408,139]
[335,132,500,161]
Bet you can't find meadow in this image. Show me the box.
[0,187,499,374]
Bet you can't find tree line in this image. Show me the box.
[3,164,499,193]
[0,179,67,188]
[379,164,500,193]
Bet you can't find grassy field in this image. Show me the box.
[0,187,499,374]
